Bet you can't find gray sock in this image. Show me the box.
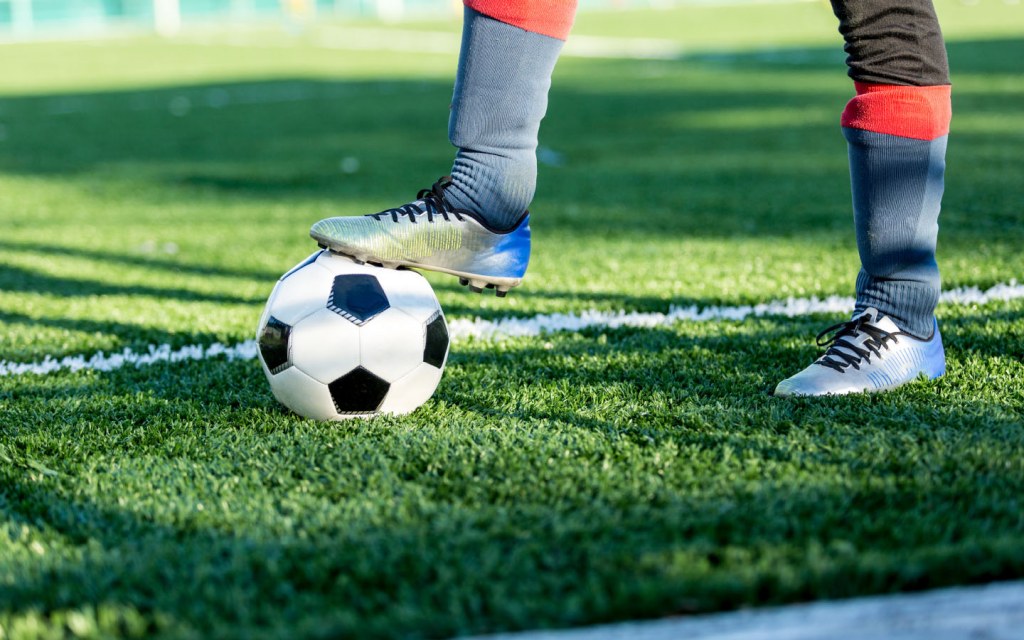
[846,127,946,339]
[445,7,566,231]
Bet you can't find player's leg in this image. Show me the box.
[775,0,950,396]
[311,1,578,296]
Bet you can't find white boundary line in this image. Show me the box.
[449,281,1024,341]
[1,281,1021,377]
[469,580,1024,640]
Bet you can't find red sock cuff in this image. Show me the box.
[465,0,578,40]
[841,83,951,141]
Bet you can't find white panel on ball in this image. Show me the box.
[315,251,370,275]
[358,307,425,382]
[267,366,339,421]
[289,308,362,385]
[265,260,334,327]
[371,267,444,324]
[379,363,444,415]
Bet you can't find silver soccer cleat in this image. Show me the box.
[310,177,530,297]
[774,308,946,397]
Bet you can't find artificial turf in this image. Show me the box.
[1,1,1023,637]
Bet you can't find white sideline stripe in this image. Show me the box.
[448,280,1024,341]
[469,580,1024,640]
[0,341,261,377]
[1,281,1021,377]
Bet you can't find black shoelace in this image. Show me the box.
[813,315,905,373]
[368,176,466,224]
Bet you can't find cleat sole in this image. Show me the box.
[312,237,522,295]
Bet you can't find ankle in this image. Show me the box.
[445,156,534,232]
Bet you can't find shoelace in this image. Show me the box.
[813,315,905,373]
[368,176,466,224]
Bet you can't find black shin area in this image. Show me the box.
[829,0,949,86]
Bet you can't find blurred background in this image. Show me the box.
[0,0,1019,338]
[0,0,676,38]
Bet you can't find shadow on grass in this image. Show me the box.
[943,307,1024,361]
[0,37,1019,243]
[0,308,231,360]
[2,302,1024,636]
[0,239,283,282]
[1,359,1023,638]
[0,263,258,305]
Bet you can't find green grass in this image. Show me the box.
[2,1,1024,637]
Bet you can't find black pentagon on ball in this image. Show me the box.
[423,311,449,368]
[258,316,292,374]
[327,274,390,325]
[329,366,391,414]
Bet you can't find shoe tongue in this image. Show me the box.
[852,307,900,333]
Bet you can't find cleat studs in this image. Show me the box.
[317,243,327,249]
[458,277,512,296]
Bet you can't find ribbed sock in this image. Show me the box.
[843,83,951,339]
[444,5,573,231]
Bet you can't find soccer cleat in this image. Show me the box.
[774,308,945,397]
[310,177,530,297]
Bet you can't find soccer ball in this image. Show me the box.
[256,250,449,420]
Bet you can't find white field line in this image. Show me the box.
[470,580,1024,640]
[0,341,261,377]
[1,281,1021,378]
